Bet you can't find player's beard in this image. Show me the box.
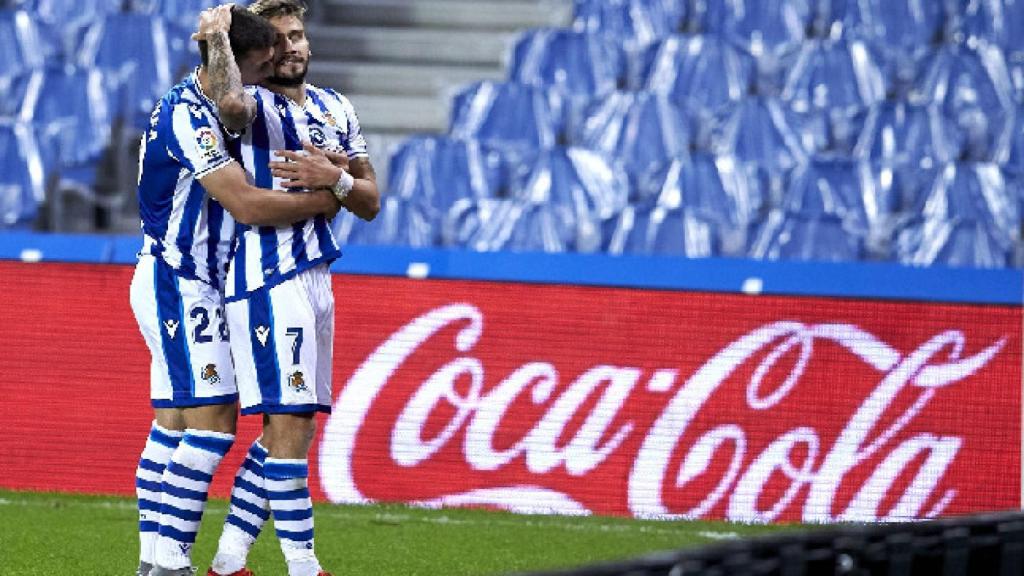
[268,60,308,87]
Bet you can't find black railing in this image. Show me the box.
[512,511,1024,576]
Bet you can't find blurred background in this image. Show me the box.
[3,0,1024,269]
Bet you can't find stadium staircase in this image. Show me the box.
[305,0,574,186]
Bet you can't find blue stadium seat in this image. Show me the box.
[916,43,1014,161]
[896,217,1014,268]
[513,147,630,216]
[448,147,628,253]
[386,136,504,218]
[956,0,1024,53]
[788,107,869,156]
[0,9,52,81]
[449,81,564,153]
[165,22,201,83]
[441,198,513,248]
[572,0,683,51]
[570,91,689,186]
[346,196,437,248]
[749,210,866,262]
[781,156,874,235]
[855,98,957,172]
[782,36,885,115]
[613,154,759,256]
[77,12,173,129]
[718,95,807,187]
[639,33,753,117]
[12,0,118,25]
[1005,104,1024,178]
[0,120,44,227]
[154,0,219,30]
[445,197,577,254]
[509,28,625,99]
[912,160,1019,244]
[606,202,723,257]
[508,147,629,250]
[703,0,809,62]
[848,0,945,58]
[17,66,112,180]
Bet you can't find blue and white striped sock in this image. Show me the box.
[137,422,184,567]
[154,429,235,570]
[211,440,270,575]
[265,458,321,576]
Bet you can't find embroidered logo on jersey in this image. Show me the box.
[308,125,327,148]
[201,363,221,385]
[163,319,179,339]
[323,111,338,127]
[288,370,308,392]
[255,325,271,347]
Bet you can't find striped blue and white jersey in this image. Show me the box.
[224,84,368,302]
[137,69,236,289]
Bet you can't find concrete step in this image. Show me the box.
[307,60,505,98]
[345,93,448,133]
[320,0,573,31]
[307,24,515,66]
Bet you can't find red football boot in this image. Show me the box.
[206,569,254,576]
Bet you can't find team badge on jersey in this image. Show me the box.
[288,370,308,392]
[309,125,327,148]
[201,363,221,385]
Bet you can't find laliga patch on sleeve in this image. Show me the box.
[196,126,222,160]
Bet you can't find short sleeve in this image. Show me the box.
[322,89,369,159]
[168,101,234,179]
[340,97,369,159]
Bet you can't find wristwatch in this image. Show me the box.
[331,170,355,203]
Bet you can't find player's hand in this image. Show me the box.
[324,149,350,172]
[270,141,346,190]
[191,4,234,41]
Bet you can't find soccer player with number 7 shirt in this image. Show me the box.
[129,4,368,576]
[196,2,381,576]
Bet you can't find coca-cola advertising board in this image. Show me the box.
[0,259,1020,524]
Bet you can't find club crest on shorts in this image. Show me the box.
[255,325,270,347]
[201,363,221,385]
[288,370,308,392]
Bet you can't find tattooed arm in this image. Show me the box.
[197,5,258,133]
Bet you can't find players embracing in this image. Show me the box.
[131,2,379,575]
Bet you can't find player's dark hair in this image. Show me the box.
[198,6,277,67]
[248,0,308,21]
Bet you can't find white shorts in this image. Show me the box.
[226,264,334,415]
[130,255,237,408]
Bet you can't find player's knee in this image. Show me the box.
[264,413,317,456]
[184,403,239,434]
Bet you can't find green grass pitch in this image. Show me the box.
[0,489,801,575]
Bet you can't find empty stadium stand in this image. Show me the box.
[1,0,1023,270]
